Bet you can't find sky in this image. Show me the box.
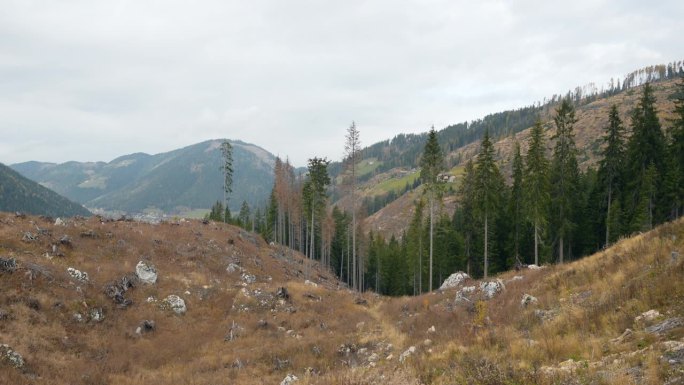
[1,0,682,167]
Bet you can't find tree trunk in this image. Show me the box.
[534,222,539,266]
[605,186,612,247]
[429,195,434,291]
[484,213,488,279]
[559,236,564,264]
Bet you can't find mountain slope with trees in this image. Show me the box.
[11,139,275,215]
[0,163,90,217]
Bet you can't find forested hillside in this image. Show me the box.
[0,163,91,217]
[250,63,684,297]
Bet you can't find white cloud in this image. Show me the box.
[0,0,682,166]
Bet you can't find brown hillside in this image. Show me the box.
[1,213,682,384]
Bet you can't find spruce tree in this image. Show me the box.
[597,105,625,246]
[474,130,504,278]
[667,78,684,218]
[509,142,525,261]
[524,120,550,266]
[550,99,580,264]
[419,127,445,290]
[626,83,666,228]
[458,159,478,275]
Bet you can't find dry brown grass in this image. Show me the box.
[1,213,683,384]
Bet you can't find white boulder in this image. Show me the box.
[135,261,158,284]
[67,267,89,283]
[163,295,187,315]
[479,279,505,299]
[0,344,24,369]
[399,346,416,363]
[280,374,299,385]
[521,294,538,307]
[439,271,470,290]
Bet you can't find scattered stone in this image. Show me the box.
[226,263,243,273]
[73,313,85,323]
[399,346,416,363]
[0,344,25,369]
[276,287,290,300]
[455,285,476,302]
[635,309,661,325]
[0,257,17,273]
[303,292,322,301]
[645,317,684,335]
[479,279,505,299]
[67,267,89,283]
[507,276,524,283]
[257,319,269,329]
[241,273,256,284]
[663,341,684,365]
[14,212,25,218]
[0,309,10,321]
[534,308,560,322]
[22,232,37,242]
[162,295,187,315]
[54,217,65,226]
[280,374,298,385]
[89,308,105,322]
[304,279,318,287]
[427,325,436,334]
[80,230,97,238]
[135,261,158,284]
[423,339,433,347]
[356,321,365,330]
[136,320,156,335]
[527,264,544,270]
[521,294,538,307]
[439,271,470,290]
[368,353,380,363]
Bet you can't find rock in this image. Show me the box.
[663,341,684,365]
[67,267,89,283]
[368,353,379,363]
[527,264,544,270]
[507,276,524,283]
[534,308,560,322]
[521,294,538,307]
[399,346,416,363]
[423,339,433,347]
[645,317,684,335]
[241,273,256,284]
[162,295,187,315]
[22,232,37,242]
[0,344,25,369]
[635,309,661,325]
[58,235,72,246]
[257,319,269,329]
[0,257,17,273]
[73,313,85,323]
[479,279,505,299]
[304,279,318,287]
[226,263,243,273]
[136,320,156,335]
[439,271,470,290]
[135,261,158,284]
[54,217,65,226]
[89,308,105,322]
[276,287,290,300]
[280,374,299,385]
[0,309,10,321]
[427,325,436,334]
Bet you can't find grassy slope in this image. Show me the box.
[1,213,681,384]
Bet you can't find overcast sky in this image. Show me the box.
[1,0,682,167]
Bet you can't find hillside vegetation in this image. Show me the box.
[0,163,90,218]
[0,213,682,384]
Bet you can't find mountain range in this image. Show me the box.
[10,139,275,215]
[0,162,90,217]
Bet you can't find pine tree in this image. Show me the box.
[238,200,251,229]
[667,78,684,218]
[474,130,504,278]
[458,159,478,275]
[625,83,666,228]
[597,105,625,246]
[220,140,234,223]
[419,127,445,290]
[550,99,580,264]
[509,142,525,261]
[344,122,362,291]
[524,120,549,266]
